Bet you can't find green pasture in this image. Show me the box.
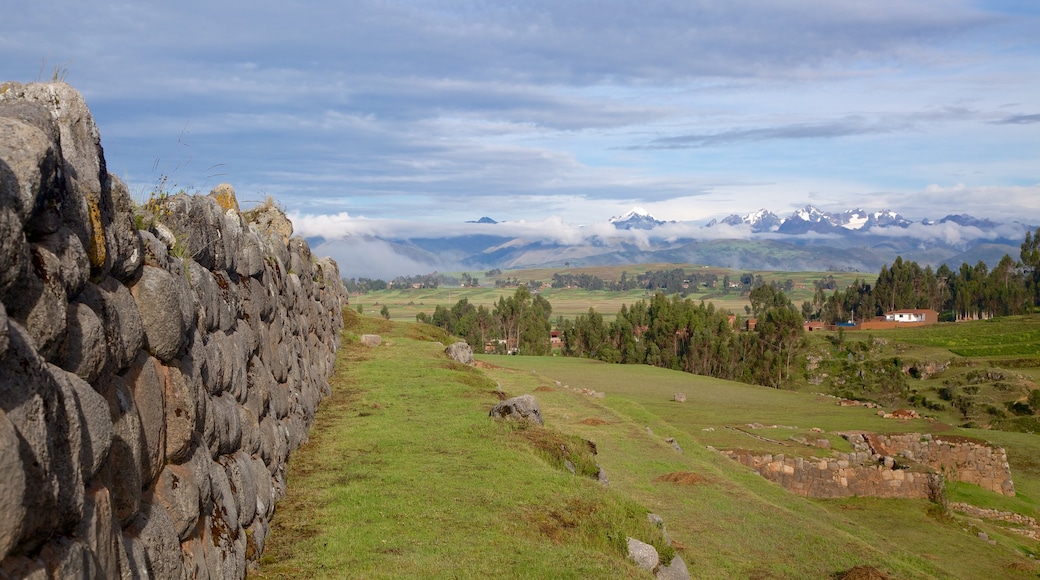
[256,311,1040,579]
[481,354,1040,578]
[356,264,865,323]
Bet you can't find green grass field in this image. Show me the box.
[253,311,1040,579]
[357,264,866,322]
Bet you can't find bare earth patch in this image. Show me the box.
[534,386,554,392]
[579,418,609,426]
[654,472,705,485]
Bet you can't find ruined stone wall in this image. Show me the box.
[722,451,935,499]
[722,431,1014,500]
[865,433,1015,496]
[0,82,348,578]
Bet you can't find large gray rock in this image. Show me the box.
[626,536,660,572]
[150,462,201,541]
[53,365,113,482]
[130,265,187,362]
[77,276,145,374]
[160,358,197,463]
[75,484,125,580]
[125,499,185,580]
[38,536,102,579]
[35,226,89,303]
[0,409,26,560]
[0,323,85,555]
[445,341,474,365]
[122,350,167,487]
[246,204,293,246]
[60,300,107,382]
[17,241,68,360]
[489,394,544,426]
[204,460,245,579]
[152,193,231,272]
[656,555,691,580]
[0,83,140,281]
[97,373,144,526]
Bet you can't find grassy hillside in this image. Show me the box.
[254,311,1040,579]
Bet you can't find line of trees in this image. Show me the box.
[417,283,806,388]
[415,286,554,355]
[549,268,739,295]
[554,284,803,388]
[805,226,1040,324]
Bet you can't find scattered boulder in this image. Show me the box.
[360,334,382,347]
[665,437,683,453]
[673,393,686,403]
[656,555,691,580]
[488,394,544,426]
[444,341,473,365]
[626,537,659,572]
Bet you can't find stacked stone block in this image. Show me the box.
[863,433,1014,496]
[0,82,347,578]
[723,451,934,499]
[722,431,1014,500]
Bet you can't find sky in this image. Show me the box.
[2,1,1039,244]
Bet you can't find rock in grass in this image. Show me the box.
[488,394,544,426]
[444,341,473,365]
[656,555,691,580]
[626,536,659,571]
[360,334,381,347]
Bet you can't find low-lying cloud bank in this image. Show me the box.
[292,209,1033,249]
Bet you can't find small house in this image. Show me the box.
[883,309,938,324]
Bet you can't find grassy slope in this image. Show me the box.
[479,355,1040,579]
[253,312,666,579]
[255,311,1040,579]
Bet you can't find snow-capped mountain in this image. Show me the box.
[710,205,912,234]
[609,207,667,230]
[865,210,912,229]
[316,203,1034,278]
[717,209,783,232]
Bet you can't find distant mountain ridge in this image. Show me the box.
[314,204,1037,278]
[711,204,918,234]
[608,207,670,230]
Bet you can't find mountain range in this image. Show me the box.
[312,205,1037,278]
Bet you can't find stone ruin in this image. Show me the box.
[722,431,1014,500]
[0,82,348,577]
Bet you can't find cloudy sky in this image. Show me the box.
[3,0,1039,240]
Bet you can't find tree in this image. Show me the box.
[380,305,390,320]
[755,305,805,387]
[1022,227,1040,307]
[493,286,532,354]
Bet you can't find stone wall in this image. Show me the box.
[863,433,1014,496]
[0,82,348,578]
[723,450,935,499]
[722,431,1015,500]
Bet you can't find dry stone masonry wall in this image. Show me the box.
[0,82,348,578]
[722,431,1014,500]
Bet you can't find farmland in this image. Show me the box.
[354,263,866,322]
